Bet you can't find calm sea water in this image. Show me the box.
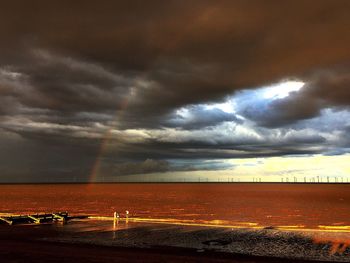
[0,183,349,228]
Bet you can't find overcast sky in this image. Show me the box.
[0,0,350,182]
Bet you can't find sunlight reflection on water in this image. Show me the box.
[1,183,350,230]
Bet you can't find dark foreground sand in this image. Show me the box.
[0,239,317,263]
[0,221,349,263]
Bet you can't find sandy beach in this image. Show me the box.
[1,219,349,263]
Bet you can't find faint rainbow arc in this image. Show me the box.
[88,97,130,183]
[88,7,217,183]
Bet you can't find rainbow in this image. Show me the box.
[87,9,216,183]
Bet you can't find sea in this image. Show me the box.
[0,183,349,229]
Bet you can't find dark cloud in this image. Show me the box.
[0,128,98,182]
[285,134,326,145]
[102,136,327,161]
[0,1,350,181]
[110,159,169,176]
[1,1,350,121]
[271,68,350,124]
[0,51,133,114]
[243,68,350,127]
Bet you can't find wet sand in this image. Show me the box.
[0,223,273,263]
[0,239,318,263]
[1,220,349,262]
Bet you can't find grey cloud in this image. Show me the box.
[166,105,241,130]
[0,128,98,182]
[1,1,350,124]
[110,159,170,176]
[3,51,133,114]
[244,68,350,128]
[270,68,350,124]
[285,134,326,144]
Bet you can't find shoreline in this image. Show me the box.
[89,216,350,234]
[1,219,349,262]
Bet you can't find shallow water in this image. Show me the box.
[0,183,349,229]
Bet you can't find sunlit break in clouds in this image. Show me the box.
[262,81,304,100]
[0,1,350,182]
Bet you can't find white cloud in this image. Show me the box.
[262,80,304,100]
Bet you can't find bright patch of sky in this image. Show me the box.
[262,81,304,99]
[204,100,234,113]
[174,80,305,121]
[112,154,350,183]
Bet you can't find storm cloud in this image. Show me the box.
[0,0,350,181]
